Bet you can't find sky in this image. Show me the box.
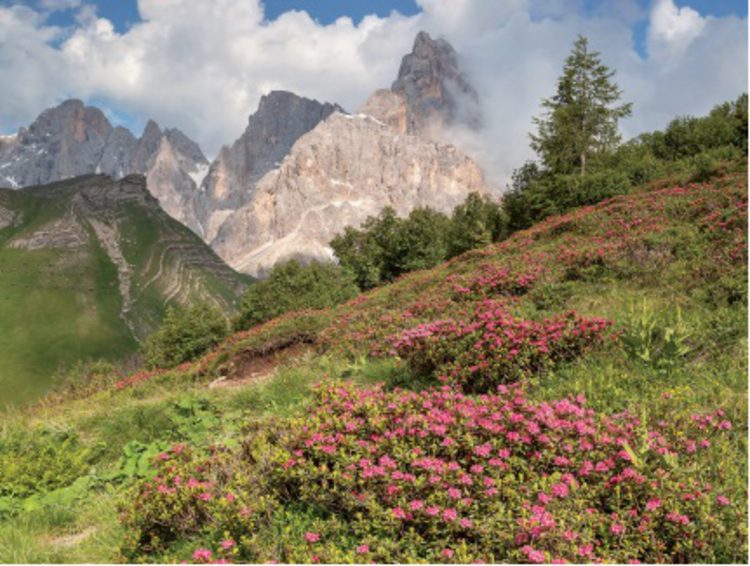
[0,0,747,186]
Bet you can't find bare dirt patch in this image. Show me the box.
[209,336,315,389]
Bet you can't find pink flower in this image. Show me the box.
[409,499,424,511]
[425,506,440,517]
[448,487,461,499]
[460,517,473,529]
[392,507,408,520]
[197,492,212,501]
[646,498,661,511]
[551,482,568,498]
[442,548,455,558]
[304,532,320,543]
[442,508,458,522]
[192,548,213,562]
[610,523,626,536]
[220,539,236,550]
[717,495,731,506]
[578,543,593,558]
[356,545,369,554]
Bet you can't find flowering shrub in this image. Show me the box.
[122,383,745,563]
[388,305,612,392]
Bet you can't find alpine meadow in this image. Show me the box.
[0,1,747,564]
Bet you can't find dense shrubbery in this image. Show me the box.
[331,195,505,290]
[235,260,359,331]
[389,306,612,393]
[121,383,746,563]
[0,428,98,498]
[144,303,229,368]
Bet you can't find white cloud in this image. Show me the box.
[0,0,746,189]
[647,0,705,59]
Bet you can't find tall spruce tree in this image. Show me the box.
[531,35,632,176]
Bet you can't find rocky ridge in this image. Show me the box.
[0,100,208,232]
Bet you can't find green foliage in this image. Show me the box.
[640,94,748,160]
[144,303,229,368]
[531,35,632,176]
[235,260,359,330]
[0,428,99,499]
[332,196,505,289]
[620,301,693,375]
[447,192,507,258]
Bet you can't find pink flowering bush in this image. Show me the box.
[388,305,612,392]
[122,382,745,563]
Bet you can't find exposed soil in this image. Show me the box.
[208,336,315,389]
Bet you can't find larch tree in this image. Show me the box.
[531,35,632,176]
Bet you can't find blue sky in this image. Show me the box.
[20,1,749,32]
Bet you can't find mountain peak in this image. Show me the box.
[388,31,481,136]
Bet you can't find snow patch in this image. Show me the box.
[188,163,209,188]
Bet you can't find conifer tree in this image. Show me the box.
[531,35,632,175]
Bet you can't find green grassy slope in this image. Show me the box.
[0,163,746,562]
[0,175,248,405]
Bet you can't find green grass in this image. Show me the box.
[0,179,247,406]
[0,168,745,561]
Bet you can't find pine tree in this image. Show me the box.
[531,35,632,176]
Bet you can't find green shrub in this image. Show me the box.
[0,428,99,498]
[235,260,359,330]
[144,303,229,368]
[619,301,692,375]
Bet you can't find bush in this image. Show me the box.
[388,306,612,393]
[144,303,229,368]
[0,428,99,498]
[121,383,746,563]
[235,260,359,330]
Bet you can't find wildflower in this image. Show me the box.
[392,507,408,520]
[551,482,569,498]
[220,540,236,550]
[409,499,424,511]
[442,548,455,558]
[717,495,731,506]
[304,532,320,543]
[443,508,458,522]
[646,498,661,511]
[193,548,213,562]
[425,506,440,517]
[356,545,369,554]
[460,517,473,529]
[610,523,626,536]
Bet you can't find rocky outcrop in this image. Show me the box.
[0,100,208,232]
[196,91,342,241]
[359,31,481,140]
[212,112,488,276]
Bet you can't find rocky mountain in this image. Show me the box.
[0,99,208,231]
[0,174,248,403]
[359,30,481,140]
[212,112,487,275]
[208,31,489,276]
[196,91,342,241]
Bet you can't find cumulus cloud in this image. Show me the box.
[0,0,746,188]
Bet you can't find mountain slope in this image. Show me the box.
[0,162,745,562]
[0,174,248,405]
